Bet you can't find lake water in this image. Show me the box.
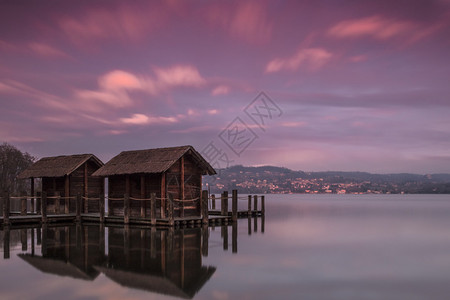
[1,194,450,300]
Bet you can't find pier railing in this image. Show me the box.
[1,189,264,227]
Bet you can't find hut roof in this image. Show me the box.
[92,145,216,177]
[18,154,103,179]
[18,254,99,281]
[94,265,216,299]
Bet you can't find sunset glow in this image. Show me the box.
[1,0,449,173]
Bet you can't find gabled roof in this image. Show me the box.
[94,265,216,299]
[18,254,99,281]
[92,145,216,177]
[18,154,103,179]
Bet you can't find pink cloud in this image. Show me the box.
[328,16,415,40]
[75,65,206,111]
[99,70,142,91]
[120,113,177,125]
[207,1,272,43]
[266,47,333,73]
[58,4,168,45]
[28,42,70,58]
[212,85,230,96]
[153,65,206,88]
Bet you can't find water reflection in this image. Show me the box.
[0,216,265,299]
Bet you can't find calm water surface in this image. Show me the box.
[1,194,450,300]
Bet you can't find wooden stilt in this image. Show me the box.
[221,191,228,216]
[232,221,238,253]
[211,194,216,210]
[232,190,238,222]
[168,194,174,226]
[30,178,35,213]
[36,191,41,214]
[64,175,70,214]
[21,196,27,216]
[124,193,130,224]
[202,190,208,224]
[248,195,252,216]
[253,195,258,216]
[3,225,10,259]
[76,193,81,222]
[41,192,47,223]
[151,193,156,226]
[261,195,265,216]
[3,190,10,225]
[99,194,105,223]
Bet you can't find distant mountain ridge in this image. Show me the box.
[204,165,450,194]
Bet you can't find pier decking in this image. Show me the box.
[1,190,264,228]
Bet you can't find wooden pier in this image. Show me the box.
[0,189,264,228]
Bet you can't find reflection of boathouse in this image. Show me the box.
[18,225,105,280]
[92,145,216,218]
[97,227,215,299]
[14,225,216,299]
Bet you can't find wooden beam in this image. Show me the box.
[125,175,130,195]
[181,156,185,200]
[181,156,184,217]
[161,172,166,219]
[84,163,88,213]
[140,175,145,218]
[30,178,35,213]
[64,175,70,214]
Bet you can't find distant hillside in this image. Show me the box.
[203,165,450,194]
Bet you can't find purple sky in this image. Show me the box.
[1,0,450,173]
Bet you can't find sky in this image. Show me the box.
[1,0,450,174]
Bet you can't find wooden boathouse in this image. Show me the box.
[17,154,104,213]
[92,145,216,219]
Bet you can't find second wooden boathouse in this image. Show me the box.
[17,154,104,213]
[92,145,216,219]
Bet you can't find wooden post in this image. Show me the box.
[232,221,238,253]
[3,190,10,226]
[211,194,216,210]
[140,175,145,218]
[180,156,185,218]
[161,173,166,219]
[124,225,130,267]
[253,195,258,216]
[76,193,81,222]
[151,193,156,226]
[55,191,60,214]
[261,195,265,216]
[84,163,88,213]
[201,224,209,257]
[41,191,47,223]
[232,189,238,222]
[221,191,228,216]
[150,227,156,259]
[36,191,41,214]
[261,215,265,233]
[202,190,208,224]
[21,229,27,251]
[99,194,105,223]
[222,225,228,251]
[21,196,27,216]
[3,225,10,259]
[41,223,48,256]
[168,194,174,226]
[30,178,35,213]
[248,195,252,216]
[124,193,130,224]
[64,175,70,214]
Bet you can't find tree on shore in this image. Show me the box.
[0,142,35,195]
